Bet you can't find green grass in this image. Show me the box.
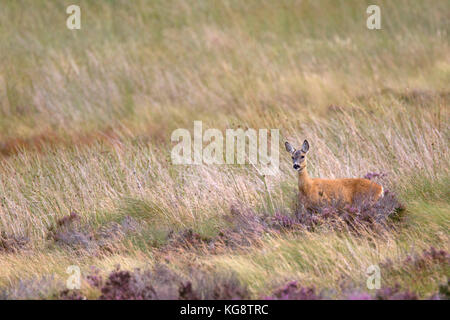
[0,0,448,299]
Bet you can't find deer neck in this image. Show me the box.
[298,166,311,192]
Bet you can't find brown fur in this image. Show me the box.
[298,169,383,205]
[286,140,383,205]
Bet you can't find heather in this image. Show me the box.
[69,265,251,300]
[0,231,30,254]
[0,0,449,300]
[4,263,446,300]
[46,211,142,255]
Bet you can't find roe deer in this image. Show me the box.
[285,140,383,205]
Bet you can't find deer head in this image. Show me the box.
[285,140,309,171]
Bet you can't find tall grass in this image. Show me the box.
[0,0,448,298]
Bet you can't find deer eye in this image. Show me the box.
[301,156,305,159]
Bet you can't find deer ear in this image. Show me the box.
[301,140,309,153]
[285,141,295,154]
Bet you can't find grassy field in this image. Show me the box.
[0,0,449,299]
